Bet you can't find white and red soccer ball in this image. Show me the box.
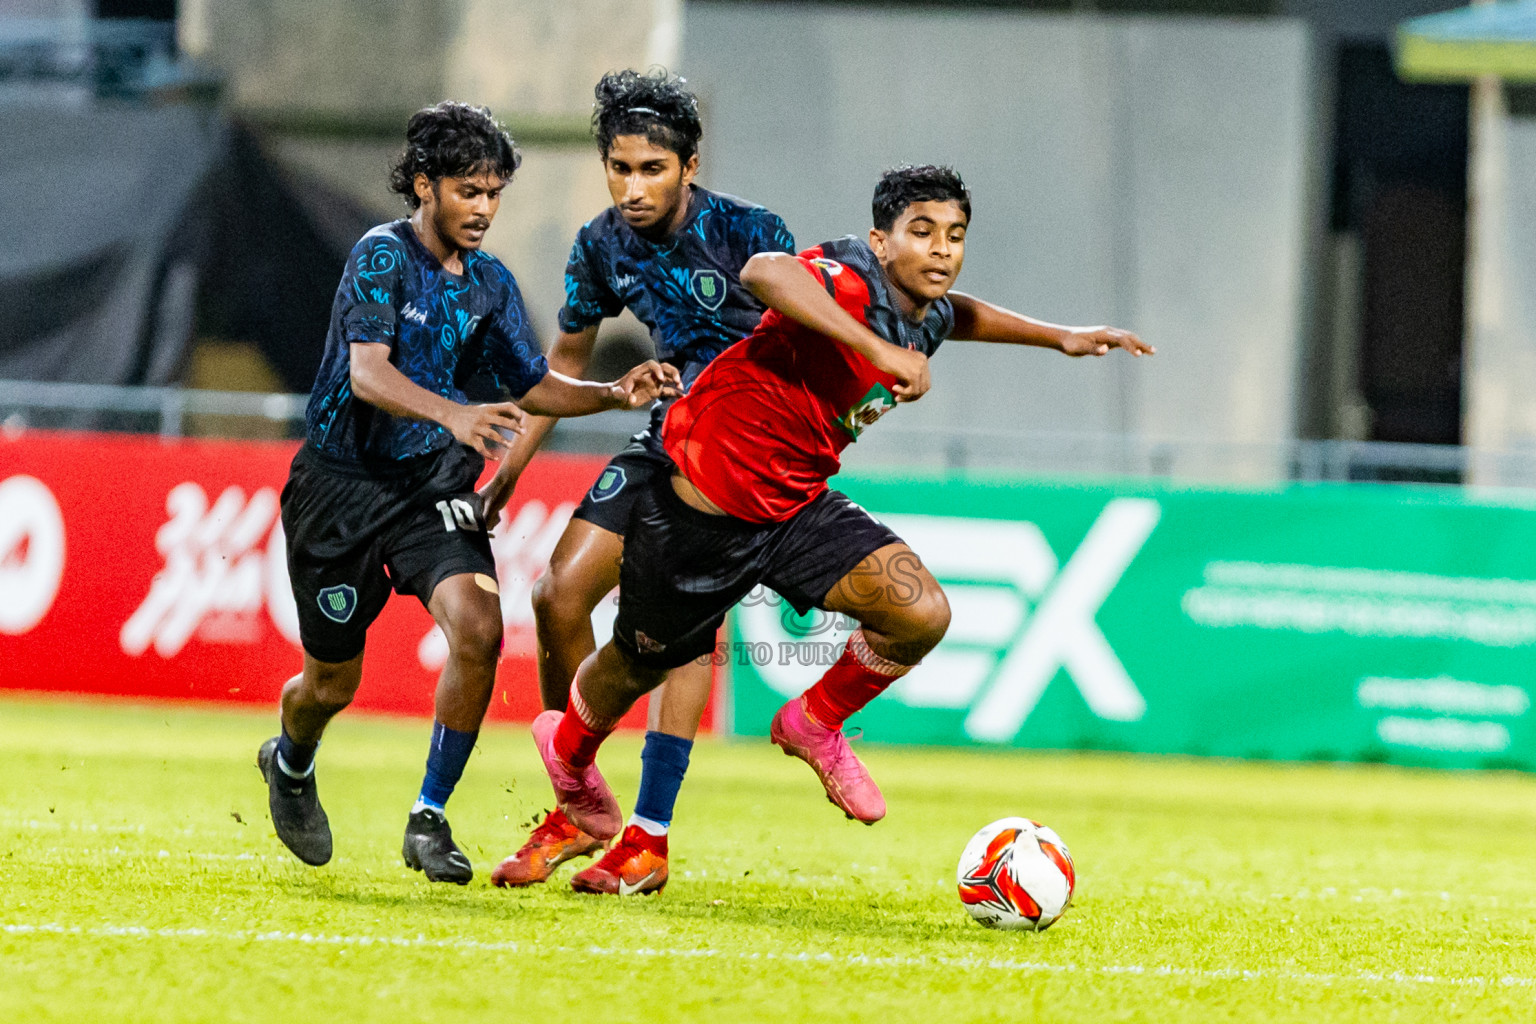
[956,817,1076,931]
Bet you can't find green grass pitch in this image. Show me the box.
[3,694,1536,1023]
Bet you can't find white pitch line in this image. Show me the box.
[29,848,289,863]
[2,922,1532,990]
[0,818,228,839]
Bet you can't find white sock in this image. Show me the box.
[629,814,668,837]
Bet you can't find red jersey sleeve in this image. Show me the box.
[795,252,873,324]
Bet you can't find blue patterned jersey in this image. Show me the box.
[305,221,549,463]
[558,185,793,429]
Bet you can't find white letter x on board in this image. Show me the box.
[963,498,1160,742]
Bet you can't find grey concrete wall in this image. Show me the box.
[194,1,458,116]
[179,0,675,351]
[1464,107,1536,478]
[682,3,1320,459]
[184,0,674,118]
[9,0,87,17]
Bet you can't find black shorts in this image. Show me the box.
[612,476,902,671]
[281,443,494,663]
[569,429,672,537]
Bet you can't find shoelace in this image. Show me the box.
[599,836,646,869]
[524,814,571,848]
[826,727,870,778]
[600,829,663,870]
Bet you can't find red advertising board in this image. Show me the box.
[0,430,697,729]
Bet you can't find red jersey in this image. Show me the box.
[662,236,953,523]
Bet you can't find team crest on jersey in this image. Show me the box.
[836,383,897,440]
[810,258,844,276]
[316,584,358,624]
[589,466,627,502]
[690,269,727,311]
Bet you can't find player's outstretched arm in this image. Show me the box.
[948,292,1154,358]
[517,360,681,418]
[479,326,599,527]
[350,341,526,459]
[741,251,932,401]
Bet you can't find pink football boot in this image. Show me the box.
[530,710,622,841]
[769,698,886,824]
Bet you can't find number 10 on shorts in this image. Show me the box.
[435,498,480,532]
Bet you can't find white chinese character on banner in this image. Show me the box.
[121,483,299,657]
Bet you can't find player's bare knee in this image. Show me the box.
[307,671,358,715]
[529,570,559,620]
[445,606,504,664]
[914,586,952,649]
[889,587,951,664]
[531,570,585,634]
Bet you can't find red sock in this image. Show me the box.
[801,630,913,730]
[553,678,617,768]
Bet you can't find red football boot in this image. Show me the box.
[490,807,605,887]
[570,824,669,896]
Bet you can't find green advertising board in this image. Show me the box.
[727,472,1536,771]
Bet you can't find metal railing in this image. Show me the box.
[0,380,307,439]
[6,379,1536,489]
[843,424,1536,488]
[0,379,648,454]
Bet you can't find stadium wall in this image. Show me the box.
[8,432,1535,769]
[1464,113,1536,479]
[682,3,1322,476]
[0,431,692,731]
[179,0,674,354]
[729,469,1536,772]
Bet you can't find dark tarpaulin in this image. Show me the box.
[196,121,382,393]
[0,101,221,385]
[2,102,380,393]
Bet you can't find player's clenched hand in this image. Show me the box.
[1061,326,1154,358]
[610,359,682,409]
[476,474,516,530]
[446,401,526,459]
[874,344,932,403]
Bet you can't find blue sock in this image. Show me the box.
[416,722,478,811]
[632,731,693,829]
[275,727,317,779]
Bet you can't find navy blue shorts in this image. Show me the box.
[569,429,673,537]
[612,475,901,671]
[280,444,494,663]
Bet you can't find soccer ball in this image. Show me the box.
[956,817,1076,931]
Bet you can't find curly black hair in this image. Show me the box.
[872,165,972,231]
[592,68,702,162]
[388,101,521,210]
